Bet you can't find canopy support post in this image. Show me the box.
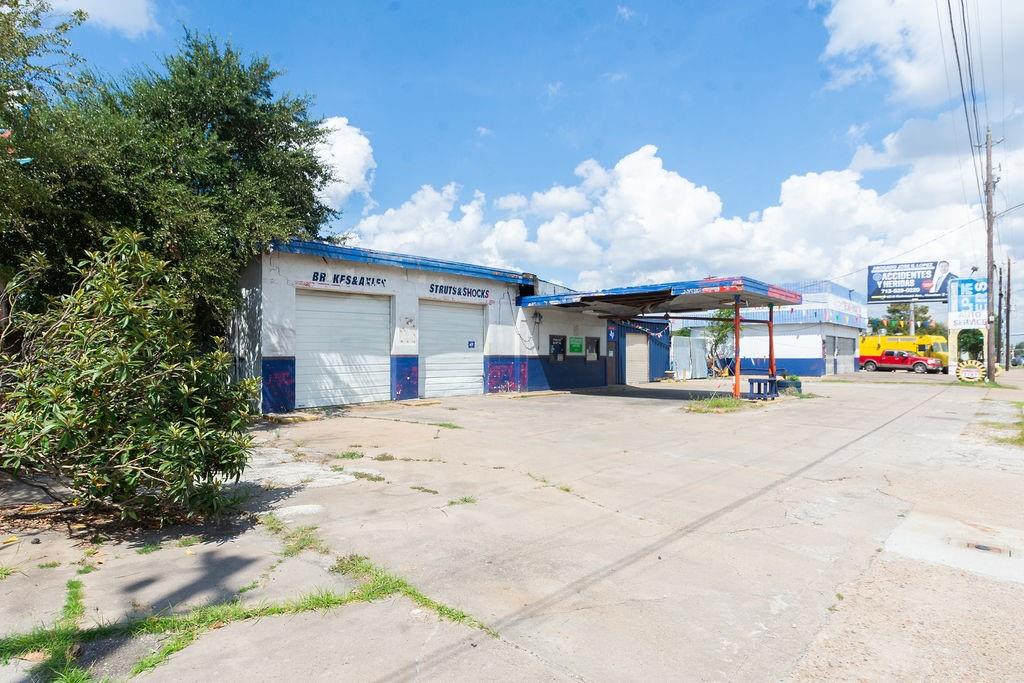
[768,303,776,377]
[733,295,741,399]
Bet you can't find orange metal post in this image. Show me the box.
[733,295,741,398]
[768,303,776,377]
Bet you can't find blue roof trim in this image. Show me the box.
[273,239,535,285]
[517,276,802,308]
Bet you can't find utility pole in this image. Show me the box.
[909,300,916,335]
[985,127,997,382]
[1006,258,1012,370]
[998,266,1004,364]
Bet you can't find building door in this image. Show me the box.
[294,290,392,408]
[419,301,485,398]
[625,333,649,384]
[837,336,856,373]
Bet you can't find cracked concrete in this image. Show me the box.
[4,372,1024,679]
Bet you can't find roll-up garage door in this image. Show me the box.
[419,301,484,398]
[625,333,649,384]
[294,290,392,408]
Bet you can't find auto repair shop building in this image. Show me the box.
[233,240,671,413]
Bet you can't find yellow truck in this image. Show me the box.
[858,334,949,372]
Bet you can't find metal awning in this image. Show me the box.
[517,276,802,318]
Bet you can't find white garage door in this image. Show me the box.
[294,290,391,408]
[419,301,484,398]
[625,333,649,384]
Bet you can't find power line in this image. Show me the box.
[934,0,982,266]
[945,0,986,209]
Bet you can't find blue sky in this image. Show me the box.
[67,1,892,220]
[55,0,1024,314]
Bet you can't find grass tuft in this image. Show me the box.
[135,543,161,555]
[371,453,395,461]
[60,580,85,629]
[0,566,14,581]
[410,485,438,495]
[430,422,462,429]
[259,513,287,534]
[336,450,364,460]
[685,396,754,413]
[447,496,477,506]
[349,471,385,482]
[281,526,329,557]
[37,562,60,570]
[176,535,200,548]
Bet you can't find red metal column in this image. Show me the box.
[768,303,776,377]
[733,295,741,398]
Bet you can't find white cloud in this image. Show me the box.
[603,71,629,84]
[545,81,563,98]
[529,185,590,215]
[616,5,636,21]
[495,193,528,211]
[316,116,376,211]
[355,141,1022,297]
[52,0,157,38]
[476,126,493,137]
[820,0,1024,109]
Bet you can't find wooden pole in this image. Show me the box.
[768,303,776,377]
[733,295,741,398]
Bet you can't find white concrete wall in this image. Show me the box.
[258,251,533,359]
[522,307,608,357]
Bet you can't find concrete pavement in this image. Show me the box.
[3,372,1023,680]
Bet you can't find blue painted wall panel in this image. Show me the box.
[261,357,295,413]
[526,357,606,391]
[391,355,419,400]
[484,355,527,392]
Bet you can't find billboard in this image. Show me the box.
[948,277,988,328]
[866,260,961,303]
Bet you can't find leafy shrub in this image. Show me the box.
[0,231,257,523]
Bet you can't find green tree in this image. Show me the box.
[0,0,85,101]
[0,232,257,522]
[1,30,337,342]
[873,303,935,334]
[957,329,984,360]
[704,309,738,357]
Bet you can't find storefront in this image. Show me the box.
[233,240,672,412]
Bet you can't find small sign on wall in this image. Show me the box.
[468,340,476,349]
[568,336,584,355]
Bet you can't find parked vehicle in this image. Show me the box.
[1012,355,1024,367]
[860,349,943,373]
[859,334,948,372]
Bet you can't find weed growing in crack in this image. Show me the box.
[372,453,395,461]
[136,543,161,555]
[447,496,477,506]
[430,422,462,430]
[349,471,385,482]
[0,566,14,581]
[281,526,329,557]
[337,450,364,460]
[259,513,287,535]
[330,555,494,634]
[176,536,200,548]
[410,486,438,495]
[37,562,60,570]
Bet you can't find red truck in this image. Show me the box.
[859,349,943,374]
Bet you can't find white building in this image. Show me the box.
[232,240,670,412]
[687,280,867,376]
